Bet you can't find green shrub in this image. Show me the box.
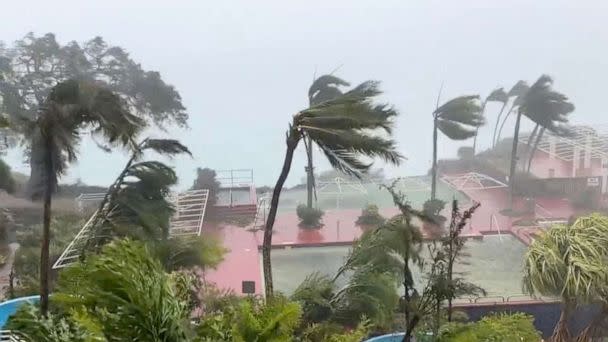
[356,204,385,227]
[0,158,16,194]
[437,312,541,342]
[296,205,324,228]
[5,304,101,342]
[299,320,371,342]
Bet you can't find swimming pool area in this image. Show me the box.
[271,234,527,296]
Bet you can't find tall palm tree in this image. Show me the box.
[305,75,350,209]
[431,96,483,200]
[524,104,573,174]
[263,81,403,298]
[472,88,508,154]
[508,76,574,207]
[493,81,529,148]
[523,214,608,342]
[26,79,143,315]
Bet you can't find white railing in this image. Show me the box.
[0,330,28,341]
[54,189,210,269]
[252,193,270,230]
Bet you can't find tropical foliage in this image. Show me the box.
[507,75,574,207]
[296,204,324,228]
[263,80,402,298]
[355,204,385,227]
[305,74,351,209]
[437,313,541,342]
[523,214,608,342]
[431,95,483,199]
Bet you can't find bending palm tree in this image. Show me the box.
[305,75,350,209]
[27,80,142,314]
[472,88,507,154]
[523,214,608,342]
[493,80,529,147]
[508,75,574,207]
[431,96,483,200]
[263,81,403,298]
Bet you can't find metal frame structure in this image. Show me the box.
[518,124,608,162]
[441,172,507,191]
[252,192,270,230]
[0,330,27,341]
[75,192,105,211]
[53,189,210,269]
[392,176,432,192]
[317,177,368,209]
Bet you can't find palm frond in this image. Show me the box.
[308,74,350,105]
[508,80,529,98]
[141,138,191,158]
[296,80,402,178]
[486,87,508,103]
[519,75,575,135]
[436,120,477,140]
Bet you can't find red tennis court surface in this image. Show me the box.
[203,175,579,296]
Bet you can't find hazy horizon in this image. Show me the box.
[3,0,608,190]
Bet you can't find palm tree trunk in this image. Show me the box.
[551,299,572,342]
[508,110,523,209]
[306,137,314,209]
[472,100,487,155]
[527,127,545,174]
[40,135,54,316]
[431,117,438,200]
[491,102,508,148]
[496,104,516,147]
[262,132,299,299]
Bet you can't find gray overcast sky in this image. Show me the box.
[3,0,608,189]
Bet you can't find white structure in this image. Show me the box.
[441,172,507,191]
[518,125,608,192]
[317,177,368,209]
[53,189,210,269]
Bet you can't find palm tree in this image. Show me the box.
[493,81,529,147]
[523,214,608,342]
[431,96,483,200]
[524,104,573,174]
[508,76,574,207]
[305,75,350,209]
[263,81,403,298]
[472,88,508,154]
[26,80,143,315]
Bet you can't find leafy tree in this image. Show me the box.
[508,75,574,207]
[191,167,221,207]
[431,96,483,200]
[523,214,608,342]
[305,75,350,209]
[148,235,227,273]
[0,33,187,133]
[472,88,508,154]
[263,81,402,298]
[432,200,483,324]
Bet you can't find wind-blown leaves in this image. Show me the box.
[27,79,144,198]
[519,75,575,135]
[296,81,403,177]
[434,95,484,141]
[54,239,190,341]
[308,75,350,106]
[486,88,508,103]
[508,80,529,98]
